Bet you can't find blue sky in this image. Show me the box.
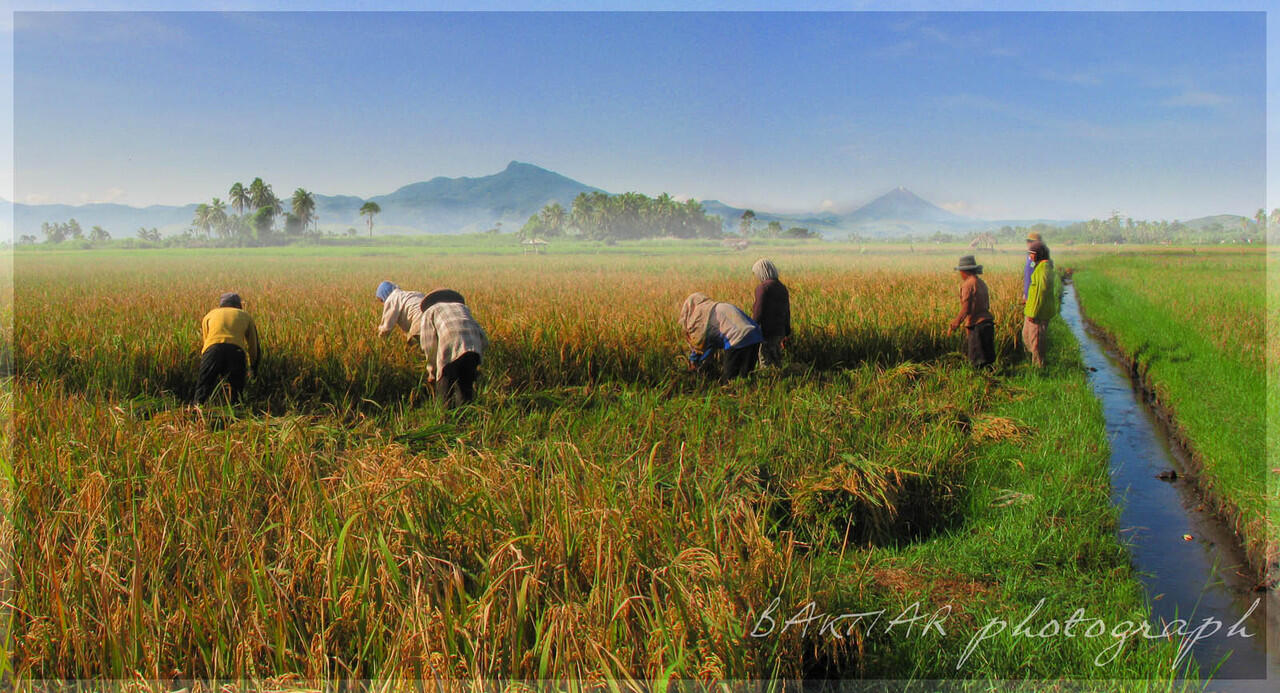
[5,3,1272,221]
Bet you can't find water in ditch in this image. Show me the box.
[1059,281,1277,686]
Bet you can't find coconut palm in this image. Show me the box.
[192,203,211,238]
[291,188,317,233]
[229,182,249,216]
[248,178,270,211]
[359,201,381,237]
[539,202,565,236]
[209,198,229,237]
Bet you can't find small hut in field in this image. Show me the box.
[968,232,997,252]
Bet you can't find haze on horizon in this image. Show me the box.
[12,10,1267,222]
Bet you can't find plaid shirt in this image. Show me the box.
[419,302,488,380]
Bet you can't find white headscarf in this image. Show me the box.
[752,258,779,282]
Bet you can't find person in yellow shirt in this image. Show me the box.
[1022,242,1056,368]
[196,292,261,404]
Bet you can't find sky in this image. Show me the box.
[4,2,1273,222]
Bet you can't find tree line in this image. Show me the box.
[22,178,384,247]
[521,192,726,241]
[978,208,1278,246]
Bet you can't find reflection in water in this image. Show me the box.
[1060,283,1277,683]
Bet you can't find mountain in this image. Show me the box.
[12,161,604,238]
[1178,214,1253,232]
[360,161,604,233]
[13,201,198,239]
[844,186,968,225]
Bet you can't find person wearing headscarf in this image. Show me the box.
[679,292,764,380]
[418,288,488,408]
[751,258,791,367]
[375,280,427,346]
[948,255,995,368]
[195,292,261,404]
[1022,241,1056,368]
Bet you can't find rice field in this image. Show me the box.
[2,243,1187,687]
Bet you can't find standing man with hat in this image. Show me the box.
[948,255,995,368]
[195,292,261,405]
[1023,241,1056,368]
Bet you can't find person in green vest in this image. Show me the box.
[1022,241,1056,368]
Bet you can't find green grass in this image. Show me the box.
[1072,249,1273,578]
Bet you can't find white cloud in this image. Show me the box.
[819,199,837,212]
[23,193,52,204]
[940,200,975,215]
[940,200,1003,219]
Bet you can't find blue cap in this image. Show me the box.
[375,281,397,302]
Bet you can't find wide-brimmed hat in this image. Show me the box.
[954,255,982,273]
[420,287,466,312]
[1025,231,1042,242]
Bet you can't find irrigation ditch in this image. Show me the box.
[1061,280,1279,683]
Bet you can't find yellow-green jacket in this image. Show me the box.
[1024,260,1056,321]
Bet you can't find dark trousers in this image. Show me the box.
[436,352,480,408]
[722,344,760,380]
[195,343,247,404]
[965,322,996,369]
[759,336,784,367]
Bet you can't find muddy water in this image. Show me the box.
[1060,283,1278,686]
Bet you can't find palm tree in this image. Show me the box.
[248,178,270,211]
[539,202,565,236]
[209,198,229,238]
[291,188,317,233]
[359,201,381,237]
[229,182,249,217]
[192,203,211,238]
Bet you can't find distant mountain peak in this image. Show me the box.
[847,187,965,224]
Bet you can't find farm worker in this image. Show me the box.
[375,280,426,345]
[195,292,261,404]
[679,292,764,380]
[1022,241,1056,368]
[948,255,996,369]
[1022,232,1047,301]
[418,288,488,408]
[751,258,792,367]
